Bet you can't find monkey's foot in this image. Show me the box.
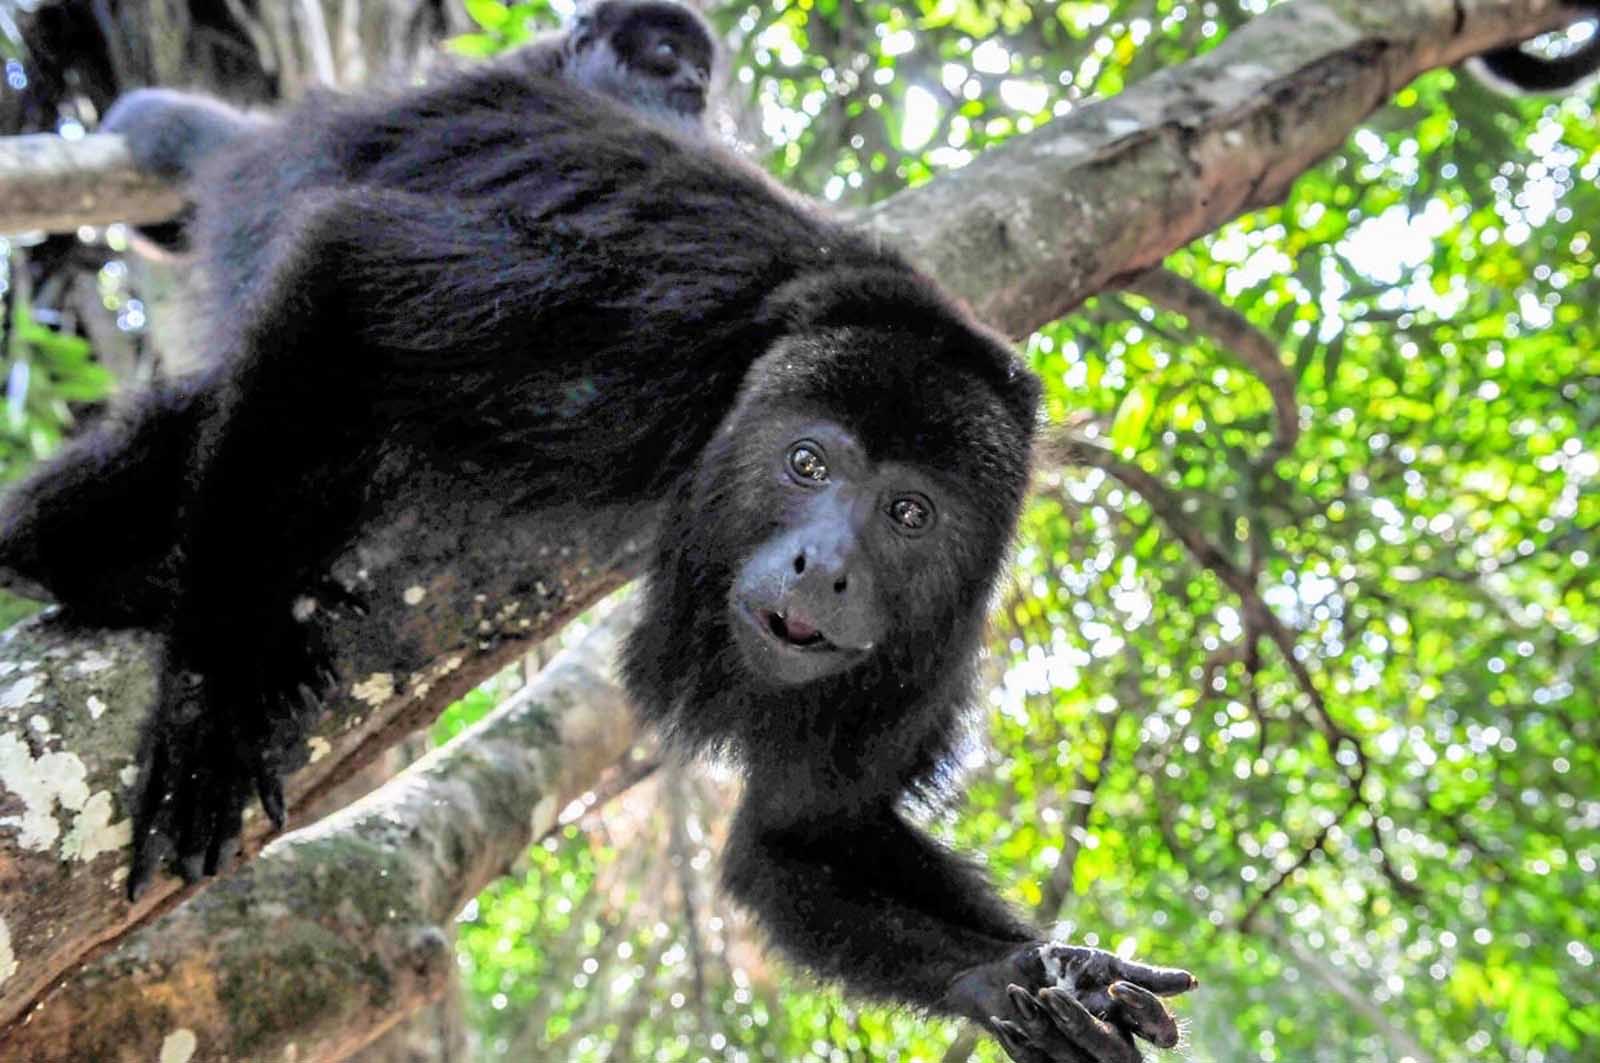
[946,942,1196,1063]
[127,671,285,901]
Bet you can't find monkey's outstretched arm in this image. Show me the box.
[723,798,1034,1005]
[725,797,1194,1063]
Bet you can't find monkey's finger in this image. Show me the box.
[1002,989,1101,1063]
[174,771,219,883]
[127,825,170,902]
[989,1017,1052,1063]
[203,783,247,876]
[1108,956,1197,997]
[206,832,242,876]
[1007,984,1076,1046]
[1038,987,1141,1063]
[127,740,175,901]
[255,762,287,830]
[1107,982,1180,1048]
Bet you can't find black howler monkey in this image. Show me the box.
[0,19,1193,1063]
[1470,2,1600,94]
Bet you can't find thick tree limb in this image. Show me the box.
[865,0,1577,337]
[0,0,1579,1048]
[0,487,651,1031]
[0,134,184,234]
[1,600,640,1060]
[2,2,1575,281]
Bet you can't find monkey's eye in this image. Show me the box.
[655,40,678,61]
[788,443,828,484]
[888,495,934,533]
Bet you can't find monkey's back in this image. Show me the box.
[177,69,917,507]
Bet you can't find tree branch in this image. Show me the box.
[865,0,1577,337]
[0,489,651,1030]
[0,600,642,1061]
[1,1,1574,276]
[0,134,185,233]
[1123,268,1300,466]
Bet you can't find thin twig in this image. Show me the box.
[1124,268,1300,467]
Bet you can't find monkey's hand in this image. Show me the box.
[945,942,1196,1063]
[127,668,288,900]
[127,594,347,899]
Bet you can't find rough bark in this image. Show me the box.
[0,0,1579,1052]
[0,134,185,234]
[0,486,651,1033]
[1,601,639,1061]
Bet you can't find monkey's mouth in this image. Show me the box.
[753,608,837,652]
[669,86,705,111]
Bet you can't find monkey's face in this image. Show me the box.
[705,333,1036,691]
[575,2,715,123]
[623,12,713,116]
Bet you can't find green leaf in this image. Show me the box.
[463,0,510,31]
[446,32,502,57]
[1109,383,1156,454]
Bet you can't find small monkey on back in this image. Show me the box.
[518,0,715,135]
[104,0,717,250]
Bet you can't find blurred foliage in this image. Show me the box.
[451,0,563,54]
[0,242,116,624]
[2,0,1594,1059]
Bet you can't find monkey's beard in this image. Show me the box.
[564,42,706,138]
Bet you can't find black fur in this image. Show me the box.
[1471,2,1600,94]
[1,36,1196,1063]
[102,87,270,180]
[100,89,268,253]
[0,0,722,623]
